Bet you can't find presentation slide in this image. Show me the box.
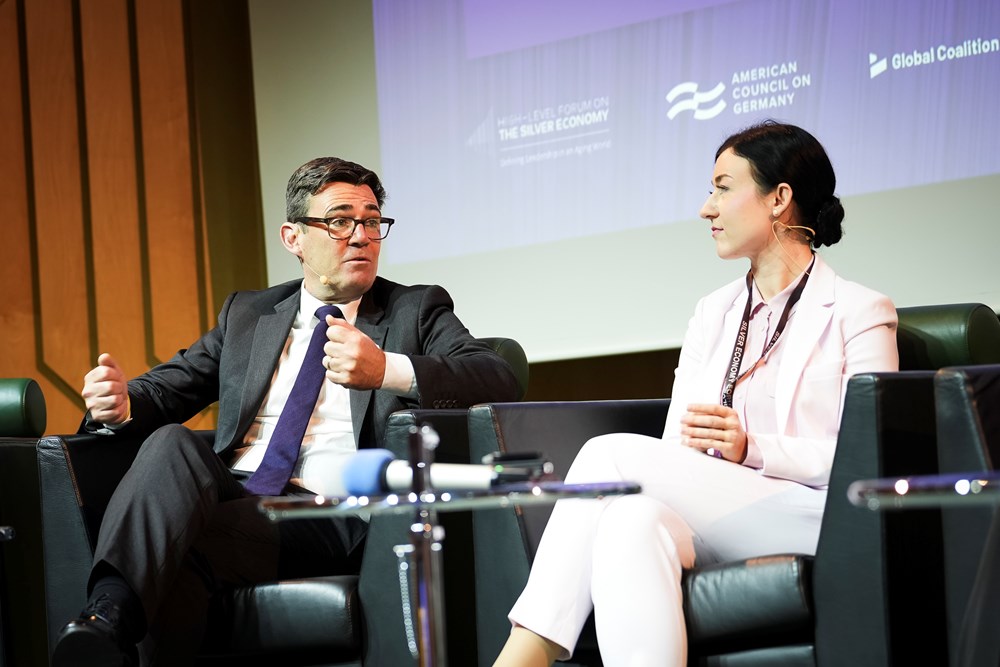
[369,0,1000,361]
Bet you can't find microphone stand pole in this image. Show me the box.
[398,424,447,667]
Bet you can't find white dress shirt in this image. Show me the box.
[232,285,417,495]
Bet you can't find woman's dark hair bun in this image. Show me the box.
[812,196,844,247]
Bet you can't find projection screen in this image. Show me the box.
[256,0,1000,362]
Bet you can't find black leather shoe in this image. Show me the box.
[52,593,139,667]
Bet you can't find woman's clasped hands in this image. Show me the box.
[680,403,748,463]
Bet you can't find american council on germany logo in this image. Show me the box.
[665,81,727,120]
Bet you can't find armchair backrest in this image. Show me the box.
[815,372,942,665]
[480,337,529,400]
[897,303,1000,370]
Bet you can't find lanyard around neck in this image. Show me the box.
[720,256,815,408]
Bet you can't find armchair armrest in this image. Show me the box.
[0,378,46,438]
[814,371,946,666]
[934,363,1000,661]
[0,430,143,663]
[479,337,529,401]
[36,433,146,651]
[0,438,48,666]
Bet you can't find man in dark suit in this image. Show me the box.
[52,157,519,666]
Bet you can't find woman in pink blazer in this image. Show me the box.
[494,122,899,666]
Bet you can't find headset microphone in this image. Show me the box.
[302,258,331,286]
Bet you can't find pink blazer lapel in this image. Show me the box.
[773,255,837,432]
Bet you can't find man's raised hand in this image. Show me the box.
[82,353,130,424]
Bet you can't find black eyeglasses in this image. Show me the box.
[294,217,394,240]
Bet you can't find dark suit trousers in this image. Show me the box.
[91,424,367,665]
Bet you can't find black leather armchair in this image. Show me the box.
[0,337,528,667]
[467,303,1000,666]
[1,422,365,667]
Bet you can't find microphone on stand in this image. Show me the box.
[341,448,552,496]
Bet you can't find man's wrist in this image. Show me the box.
[103,395,133,431]
[380,352,418,398]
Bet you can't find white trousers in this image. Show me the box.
[507,433,826,667]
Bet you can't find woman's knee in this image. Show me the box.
[565,433,671,487]
[565,433,653,483]
[595,495,696,568]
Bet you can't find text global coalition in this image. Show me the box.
[894,37,1000,69]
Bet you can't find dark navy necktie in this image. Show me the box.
[244,304,344,496]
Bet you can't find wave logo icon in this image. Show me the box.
[666,81,727,120]
[869,52,888,78]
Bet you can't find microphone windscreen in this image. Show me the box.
[342,448,395,496]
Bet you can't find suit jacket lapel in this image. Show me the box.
[232,290,299,449]
[774,255,836,431]
[349,288,387,447]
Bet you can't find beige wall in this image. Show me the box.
[248,0,382,284]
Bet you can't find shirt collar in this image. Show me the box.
[296,284,361,328]
[750,263,810,314]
